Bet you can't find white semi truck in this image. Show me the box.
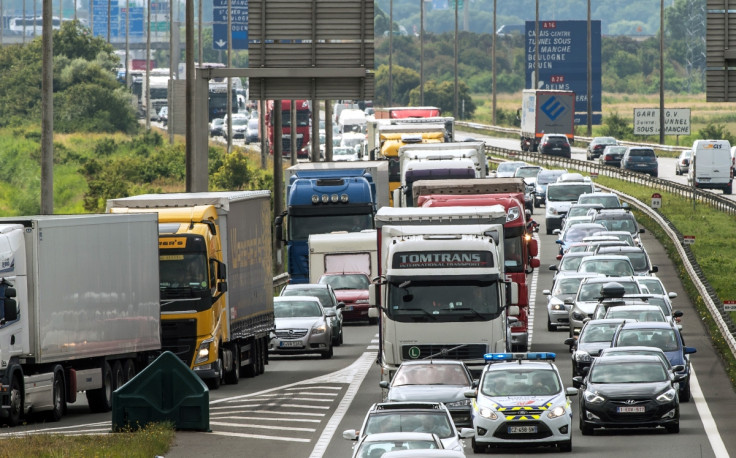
[393,141,487,207]
[0,214,161,426]
[372,206,518,382]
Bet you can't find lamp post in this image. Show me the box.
[587,0,592,136]
[534,0,539,89]
[454,0,458,118]
[659,0,665,145]
[492,0,496,125]
[389,0,393,106]
[420,0,424,105]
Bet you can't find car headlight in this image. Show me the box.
[549,207,559,215]
[312,323,327,335]
[445,399,471,408]
[583,390,605,404]
[656,388,677,403]
[478,407,498,420]
[194,339,213,364]
[574,351,592,363]
[547,405,567,419]
[550,303,565,311]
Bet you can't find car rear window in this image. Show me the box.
[629,149,655,157]
[547,136,568,144]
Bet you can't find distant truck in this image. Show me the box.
[0,214,161,425]
[393,142,487,207]
[142,69,171,121]
[412,178,541,351]
[688,139,733,194]
[277,162,388,284]
[520,89,575,152]
[373,206,518,381]
[264,100,312,159]
[107,191,274,389]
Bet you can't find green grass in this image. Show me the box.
[0,422,175,457]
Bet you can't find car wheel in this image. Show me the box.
[471,437,486,454]
[725,183,733,195]
[321,344,334,359]
[579,411,594,436]
[680,381,691,402]
[559,438,572,452]
[546,226,553,235]
[534,198,540,208]
[337,328,344,346]
[547,317,556,332]
[666,422,680,434]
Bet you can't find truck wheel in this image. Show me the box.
[45,367,66,422]
[112,361,125,391]
[123,359,136,383]
[6,374,22,426]
[257,339,266,375]
[206,359,222,390]
[87,361,113,413]
[224,346,240,385]
[241,341,258,378]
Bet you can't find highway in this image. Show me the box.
[1,132,734,457]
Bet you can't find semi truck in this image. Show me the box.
[520,89,575,152]
[393,142,487,207]
[373,206,519,381]
[277,162,388,284]
[412,178,541,351]
[107,191,274,389]
[0,214,161,426]
[264,100,312,159]
[142,68,171,121]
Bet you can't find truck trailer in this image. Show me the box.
[0,214,161,426]
[412,178,541,351]
[520,89,575,152]
[107,191,274,389]
[277,162,388,284]
[373,206,519,381]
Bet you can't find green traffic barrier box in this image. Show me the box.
[112,351,210,432]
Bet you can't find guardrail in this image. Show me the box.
[456,120,690,154]
[273,272,290,293]
[485,144,736,361]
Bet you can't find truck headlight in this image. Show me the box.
[312,324,327,335]
[195,339,214,364]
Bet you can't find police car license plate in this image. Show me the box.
[508,425,537,434]
[279,340,302,348]
[617,406,645,413]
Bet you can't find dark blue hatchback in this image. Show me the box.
[621,147,659,177]
[611,321,696,401]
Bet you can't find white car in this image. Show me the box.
[466,353,577,453]
[350,432,445,458]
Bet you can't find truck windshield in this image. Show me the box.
[282,111,310,127]
[289,214,373,241]
[160,254,209,290]
[387,280,502,322]
[150,88,167,99]
[503,235,524,272]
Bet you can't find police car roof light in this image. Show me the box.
[484,352,556,362]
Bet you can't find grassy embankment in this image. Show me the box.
[0,422,175,457]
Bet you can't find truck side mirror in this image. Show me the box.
[528,238,539,258]
[506,282,519,305]
[274,212,287,242]
[369,283,376,306]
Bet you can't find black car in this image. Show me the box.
[565,318,627,379]
[599,145,627,167]
[575,354,680,435]
[587,137,617,160]
[621,147,659,177]
[539,134,571,158]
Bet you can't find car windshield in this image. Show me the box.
[579,259,635,276]
[357,440,439,458]
[481,369,561,396]
[537,171,565,185]
[392,364,471,386]
[577,195,620,208]
[333,148,356,157]
[638,279,665,295]
[595,217,637,234]
[564,225,607,243]
[282,288,335,308]
[568,206,600,218]
[594,137,617,145]
[319,274,370,290]
[589,362,667,383]
[553,277,586,296]
[580,322,621,343]
[606,308,664,322]
[623,252,649,271]
[559,256,587,272]
[274,300,322,318]
[577,281,639,302]
[616,329,679,351]
[496,162,526,173]
[364,412,454,438]
[595,232,634,246]
[603,349,669,368]
[515,167,541,178]
[547,185,592,201]
[232,117,248,126]
[604,146,627,154]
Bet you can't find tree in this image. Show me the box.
[408,80,476,118]
[374,64,420,106]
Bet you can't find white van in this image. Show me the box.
[688,139,733,194]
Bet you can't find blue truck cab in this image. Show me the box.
[275,169,377,283]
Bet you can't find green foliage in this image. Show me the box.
[374,64,420,106]
[697,123,735,144]
[211,152,252,190]
[408,79,476,119]
[599,112,632,140]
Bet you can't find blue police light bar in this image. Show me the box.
[484,352,556,362]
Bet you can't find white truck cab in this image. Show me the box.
[688,139,733,194]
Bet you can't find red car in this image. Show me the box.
[318,272,374,324]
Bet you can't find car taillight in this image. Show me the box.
[604,154,612,160]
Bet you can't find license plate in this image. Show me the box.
[699,177,711,181]
[553,147,561,151]
[344,305,353,311]
[617,406,645,413]
[508,425,538,434]
[279,340,302,348]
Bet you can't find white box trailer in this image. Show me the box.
[0,214,161,425]
[308,230,378,284]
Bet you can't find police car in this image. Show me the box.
[465,353,577,453]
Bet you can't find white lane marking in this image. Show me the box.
[366,345,379,350]
[209,431,311,442]
[210,421,317,432]
[691,368,730,457]
[285,386,343,391]
[211,415,322,423]
[371,339,379,343]
[309,352,375,458]
[277,404,330,410]
[527,232,541,350]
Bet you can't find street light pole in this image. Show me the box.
[659,0,665,145]
[492,0,496,125]
[420,0,424,105]
[534,0,539,89]
[587,0,592,136]
[388,0,393,106]
[454,0,458,118]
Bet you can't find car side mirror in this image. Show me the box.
[572,376,583,389]
[549,265,558,271]
[379,381,389,389]
[564,337,576,347]
[669,292,678,299]
[684,346,697,355]
[342,429,359,441]
[650,266,659,273]
[566,387,579,396]
[639,228,645,234]
[459,428,475,439]
[542,289,551,296]
[673,310,684,318]
[337,302,346,309]
[464,389,477,399]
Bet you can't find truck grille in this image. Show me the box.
[401,344,487,361]
[161,318,197,366]
[282,137,304,153]
[275,329,308,339]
